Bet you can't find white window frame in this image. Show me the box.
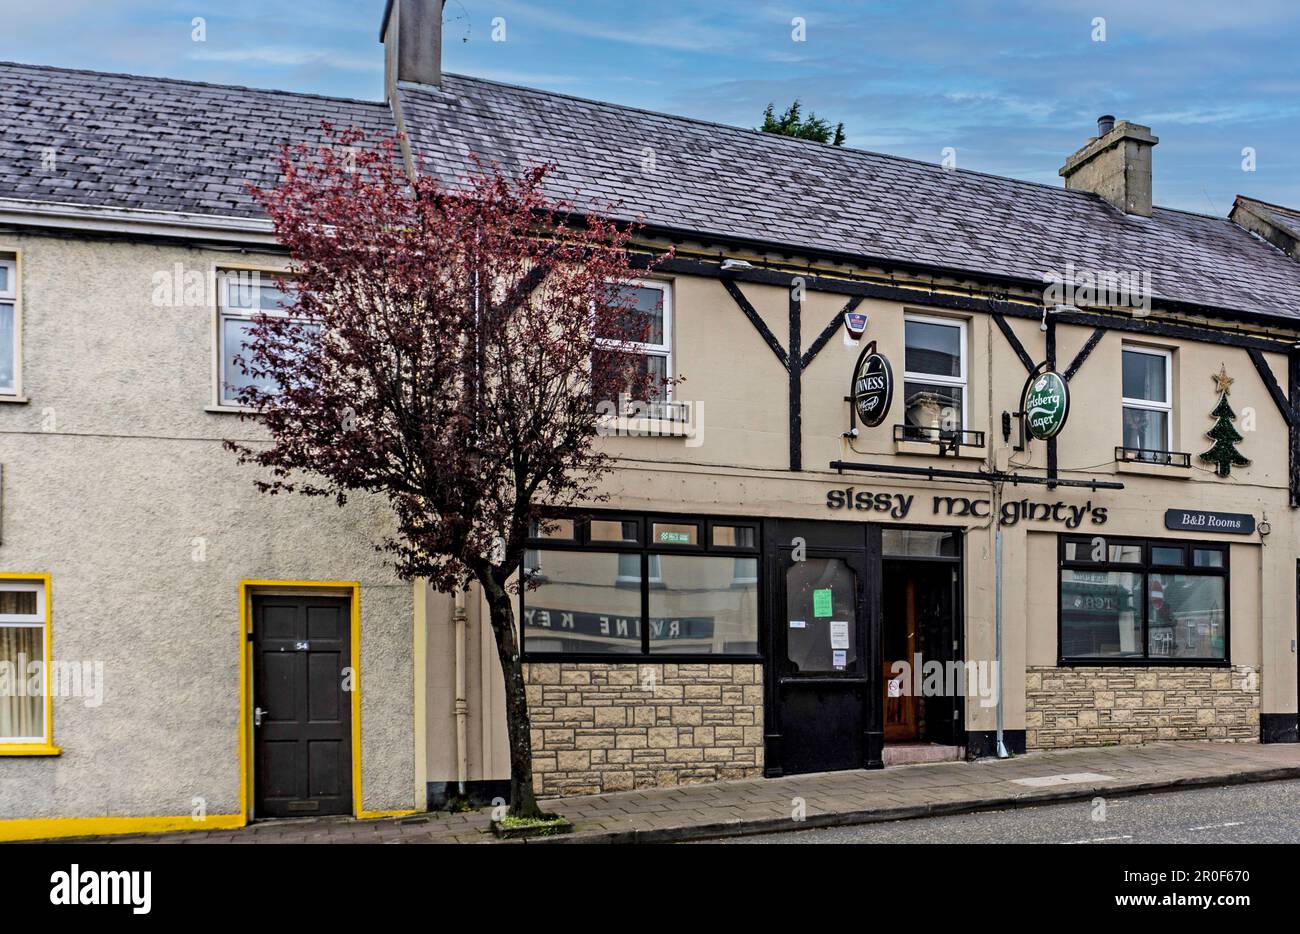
[0,257,19,397]
[0,578,51,747]
[598,278,674,417]
[1121,345,1174,453]
[214,270,298,409]
[903,313,968,430]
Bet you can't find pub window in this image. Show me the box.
[1121,346,1173,458]
[522,514,760,659]
[1059,536,1227,664]
[902,314,967,439]
[0,577,52,750]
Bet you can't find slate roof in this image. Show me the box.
[3,60,1300,323]
[0,61,394,218]
[398,77,1300,321]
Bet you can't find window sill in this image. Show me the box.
[0,743,61,756]
[1116,460,1192,479]
[894,439,986,461]
[204,404,257,415]
[0,394,29,405]
[1057,658,1229,668]
[596,415,696,441]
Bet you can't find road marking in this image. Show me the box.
[1188,822,1244,832]
[1011,772,1116,787]
[1063,834,1133,844]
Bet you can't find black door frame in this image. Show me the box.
[763,519,882,775]
[880,528,966,749]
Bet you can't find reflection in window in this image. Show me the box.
[1063,540,1142,564]
[1148,574,1225,659]
[1060,569,1143,658]
[882,529,957,557]
[523,551,642,655]
[649,556,758,654]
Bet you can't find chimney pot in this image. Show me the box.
[1059,118,1158,216]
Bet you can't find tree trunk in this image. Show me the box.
[480,572,543,818]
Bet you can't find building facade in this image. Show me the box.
[3,0,1300,836]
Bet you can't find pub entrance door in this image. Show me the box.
[764,520,882,776]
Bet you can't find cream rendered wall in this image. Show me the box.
[423,261,1299,788]
[0,234,417,821]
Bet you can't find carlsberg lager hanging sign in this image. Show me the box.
[1024,370,1070,440]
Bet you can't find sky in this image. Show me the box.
[2,0,1298,215]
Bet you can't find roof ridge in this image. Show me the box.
[0,59,387,109]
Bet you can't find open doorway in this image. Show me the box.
[880,529,963,764]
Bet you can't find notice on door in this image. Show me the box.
[813,588,833,617]
[829,620,850,649]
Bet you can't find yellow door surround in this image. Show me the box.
[0,578,416,843]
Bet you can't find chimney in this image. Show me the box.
[1059,116,1159,217]
[380,0,445,100]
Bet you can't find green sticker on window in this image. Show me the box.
[658,531,691,544]
[813,588,833,618]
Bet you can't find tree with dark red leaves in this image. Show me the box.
[230,127,664,818]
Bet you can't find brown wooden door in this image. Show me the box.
[252,595,352,818]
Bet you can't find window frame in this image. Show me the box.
[903,312,968,430]
[0,255,21,398]
[213,269,301,410]
[520,511,761,663]
[0,573,58,754]
[596,277,674,412]
[1121,345,1174,453]
[1057,534,1229,667]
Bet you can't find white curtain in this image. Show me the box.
[0,627,43,740]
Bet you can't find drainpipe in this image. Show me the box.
[453,589,469,795]
[993,506,1009,759]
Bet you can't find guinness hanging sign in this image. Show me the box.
[1022,366,1070,441]
[850,340,894,429]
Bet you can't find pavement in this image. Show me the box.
[52,740,1300,844]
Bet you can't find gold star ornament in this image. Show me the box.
[1212,364,1234,395]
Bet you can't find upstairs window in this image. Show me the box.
[0,258,16,396]
[903,314,967,439]
[1122,346,1173,455]
[595,280,674,418]
[216,271,300,408]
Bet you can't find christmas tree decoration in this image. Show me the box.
[1199,364,1250,478]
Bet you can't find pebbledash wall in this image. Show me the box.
[524,663,763,796]
[0,234,421,839]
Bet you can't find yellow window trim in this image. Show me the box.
[0,572,53,750]
[0,743,60,756]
